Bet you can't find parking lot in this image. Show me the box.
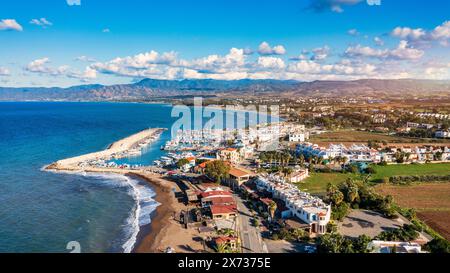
[337,210,407,238]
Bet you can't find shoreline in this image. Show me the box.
[45,127,189,253]
[129,173,179,253]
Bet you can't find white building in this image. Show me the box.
[435,130,450,139]
[255,175,331,234]
[368,241,427,254]
[289,132,309,142]
[288,168,309,183]
[296,143,381,163]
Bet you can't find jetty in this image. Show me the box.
[46,128,166,173]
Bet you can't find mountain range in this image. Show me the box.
[1,78,450,101]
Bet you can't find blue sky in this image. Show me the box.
[1,0,450,87]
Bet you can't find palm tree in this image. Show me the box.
[268,201,277,222]
[299,154,305,167]
[291,228,306,242]
[216,243,231,253]
[347,185,359,203]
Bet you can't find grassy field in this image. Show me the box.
[371,163,450,181]
[296,172,359,195]
[375,183,450,240]
[310,130,450,145]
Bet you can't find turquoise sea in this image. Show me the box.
[0,101,273,253]
[0,102,176,253]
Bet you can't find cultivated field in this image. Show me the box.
[416,211,450,241]
[371,163,450,181]
[310,130,450,146]
[375,183,450,241]
[296,173,358,195]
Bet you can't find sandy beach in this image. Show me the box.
[131,173,203,253]
[46,128,203,253]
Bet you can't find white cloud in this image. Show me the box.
[26,58,52,73]
[75,56,97,62]
[257,57,286,70]
[310,46,330,61]
[30,18,52,28]
[348,29,359,36]
[0,19,23,31]
[389,40,424,60]
[391,21,450,46]
[258,42,286,55]
[25,58,68,76]
[102,28,110,33]
[66,0,81,6]
[374,36,384,46]
[345,40,424,60]
[431,21,450,43]
[68,67,97,81]
[308,0,363,13]
[0,67,10,76]
[391,27,426,41]
[187,48,246,73]
[289,54,309,61]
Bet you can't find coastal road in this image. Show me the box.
[234,194,268,253]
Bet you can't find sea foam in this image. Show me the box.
[43,169,160,253]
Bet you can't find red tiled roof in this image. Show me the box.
[215,236,237,245]
[200,190,232,198]
[207,196,236,205]
[197,160,230,169]
[210,204,237,215]
[229,167,251,178]
[260,198,273,206]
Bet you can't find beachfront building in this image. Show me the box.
[201,189,236,208]
[199,187,238,220]
[255,174,331,235]
[224,167,253,189]
[210,205,238,220]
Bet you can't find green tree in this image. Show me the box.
[353,235,372,253]
[205,160,231,183]
[268,201,277,221]
[424,238,450,253]
[176,158,190,168]
[215,243,231,253]
[330,191,344,206]
[316,233,346,253]
[346,184,360,203]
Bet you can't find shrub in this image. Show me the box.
[424,238,450,253]
[366,167,377,174]
[331,202,350,221]
[375,224,420,242]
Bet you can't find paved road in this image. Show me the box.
[234,194,267,253]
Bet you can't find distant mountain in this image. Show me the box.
[293,79,450,97]
[1,78,449,101]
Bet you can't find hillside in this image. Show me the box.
[1,79,450,101]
